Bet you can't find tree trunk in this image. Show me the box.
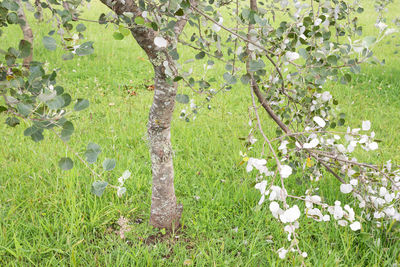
[98,0,186,229]
[130,28,183,229]
[16,0,34,68]
[148,63,182,229]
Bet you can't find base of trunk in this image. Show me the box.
[150,203,183,229]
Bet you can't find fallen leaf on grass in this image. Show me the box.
[183,259,192,265]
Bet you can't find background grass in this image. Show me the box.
[0,0,400,266]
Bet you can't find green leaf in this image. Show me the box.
[341,73,352,84]
[0,106,7,113]
[74,99,89,111]
[176,94,189,104]
[61,121,74,142]
[47,95,65,110]
[5,117,20,127]
[17,103,32,117]
[31,129,44,142]
[75,42,94,56]
[174,8,184,16]
[195,51,206,60]
[59,157,73,170]
[91,181,108,197]
[61,94,72,107]
[103,158,116,171]
[19,40,32,59]
[62,53,74,60]
[363,36,376,48]
[173,76,183,82]
[113,32,124,40]
[327,55,337,65]
[76,23,86,32]
[240,74,251,84]
[43,36,57,51]
[134,16,145,25]
[223,72,237,84]
[85,142,101,164]
[24,125,42,140]
[249,59,265,72]
[119,25,130,36]
[6,12,18,24]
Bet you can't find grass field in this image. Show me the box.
[1,1,400,266]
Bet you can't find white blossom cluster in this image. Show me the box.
[116,170,131,197]
[245,114,400,260]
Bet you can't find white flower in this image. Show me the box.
[277,247,288,259]
[246,158,267,173]
[212,17,223,32]
[350,179,358,186]
[286,51,300,61]
[350,221,361,231]
[379,187,387,197]
[303,138,319,149]
[278,141,289,154]
[385,28,398,36]
[118,170,131,185]
[255,180,268,195]
[154,36,168,48]
[344,205,355,221]
[384,193,394,203]
[280,205,301,223]
[249,134,257,145]
[302,252,308,258]
[373,211,384,219]
[340,184,353,194]
[270,201,283,218]
[117,186,126,197]
[269,186,288,201]
[121,170,131,180]
[362,120,371,131]
[313,116,326,128]
[321,91,332,102]
[347,144,355,153]
[311,195,321,203]
[369,142,378,150]
[375,21,387,31]
[280,165,292,178]
[337,144,346,153]
[307,208,324,221]
[338,220,348,226]
[331,204,344,220]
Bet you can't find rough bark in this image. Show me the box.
[16,0,34,68]
[99,0,186,229]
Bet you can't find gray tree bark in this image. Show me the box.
[100,0,186,229]
[16,0,34,68]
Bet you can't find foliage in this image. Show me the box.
[1,0,400,263]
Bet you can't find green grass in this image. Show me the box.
[1,1,400,266]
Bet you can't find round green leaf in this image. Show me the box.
[103,158,116,171]
[91,181,108,197]
[85,142,101,164]
[61,121,74,142]
[43,36,57,51]
[76,23,86,32]
[176,94,189,104]
[58,157,73,170]
[74,99,89,111]
[113,32,124,40]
